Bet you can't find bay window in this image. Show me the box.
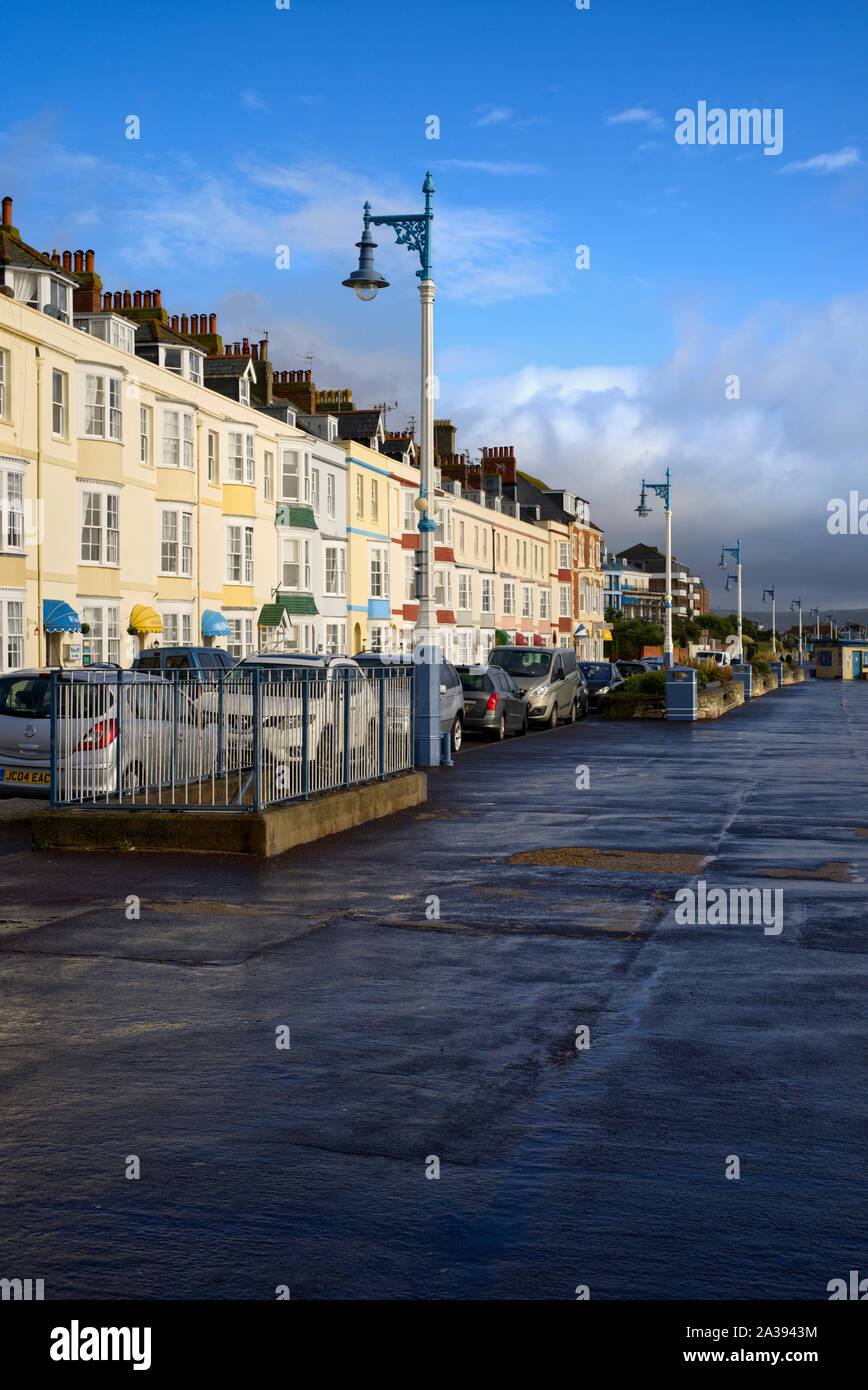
[540,589,551,621]
[282,538,311,591]
[160,408,194,468]
[226,523,254,584]
[502,581,515,616]
[81,604,120,665]
[160,507,193,576]
[227,431,255,484]
[403,489,416,533]
[481,577,494,614]
[80,487,119,566]
[0,595,25,671]
[280,448,309,503]
[559,584,571,618]
[458,572,471,611]
[0,467,25,552]
[522,586,534,619]
[83,373,122,440]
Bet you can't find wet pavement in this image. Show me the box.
[0,676,866,1300]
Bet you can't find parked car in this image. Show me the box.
[487,645,587,726]
[616,660,648,677]
[640,656,664,670]
[0,668,211,799]
[455,665,528,739]
[216,653,383,784]
[694,649,732,668]
[132,646,236,683]
[578,660,626,704]
[353,651,466,752]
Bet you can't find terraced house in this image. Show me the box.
[0,196,348,668]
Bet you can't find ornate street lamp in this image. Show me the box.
[720,539,743,662]
[762,587,777,657]
[635,467,673,666]
[344,173,440,766]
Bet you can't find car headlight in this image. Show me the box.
[527,684,546,699]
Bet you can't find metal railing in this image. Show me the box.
[50,667,414,811]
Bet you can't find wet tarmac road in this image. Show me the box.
[0,677,866,1299]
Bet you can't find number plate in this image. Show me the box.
[0,768,50,785]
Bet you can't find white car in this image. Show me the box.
[694,649,732,667]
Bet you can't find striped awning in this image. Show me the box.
[201,608,231,637]
[129,604,163,634]
[42,599,81,633]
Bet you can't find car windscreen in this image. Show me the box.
[0,675,51,719]
[165,654,194,671]
[489,650,552,677]
[579,663,612,682]
[135,654,161,671]
[459,673,492,691]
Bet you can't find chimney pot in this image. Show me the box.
[52,250,61,266]
[123,290,131,307]
[133,291,142,308]
[190,314,198,333]
[143,291,152,307]
[153,290,161,307]
[171,315,179,330]
[242,337,249,354]
[209,313,217,333]
[251,343,258,360]
[234,342,241,355]
[113,292,122,309]
[259,338,267,358]
[306,370,311,382]
[73,250,84,272]
[180,314,188,334]
[85,250,94,272]
[1,195,12,227]
[102,292,111,309]
[62,250,72,271]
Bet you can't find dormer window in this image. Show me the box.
[161,347,203,384]
[239,378,250,406]
[10,269,72,323]
[74,314,136,354]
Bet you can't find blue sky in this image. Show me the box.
[2,0,867,606]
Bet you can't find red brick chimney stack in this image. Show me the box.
[1,196,12,228]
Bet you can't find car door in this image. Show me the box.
[497,669,523,729]
[440,661,462,733]
[550,653,564,714]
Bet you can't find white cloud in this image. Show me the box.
[434,159,546,176]
[780,145,861,175]
[606,108,665,130]
[239,89,268,113]
[445,294,868,604]
[474,105,514,126]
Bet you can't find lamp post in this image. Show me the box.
[343,173,441,767]
[825,612,836,640]
[719,539,743,661]
[791,598,803,663]
[762,586,777,656]
[635,466,673,666]
[809,607,820,642]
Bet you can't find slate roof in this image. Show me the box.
[330,410,384,442]
[275,504,317,530]
[258,595,318,625]
[0,230,76,279]
[134,319,205,351]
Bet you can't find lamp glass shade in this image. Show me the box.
[353,284,379,301]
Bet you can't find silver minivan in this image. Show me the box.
[488,646,587,726]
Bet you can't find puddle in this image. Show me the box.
[509,847,709,875]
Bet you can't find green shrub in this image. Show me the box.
[621,669,666,695]
[750,658,771,674]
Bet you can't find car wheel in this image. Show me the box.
[122,761,144,795]
[516,712,528,736]
[569,699,577,723]
[451,716,463,753]
[547,702,559,729]
[491,713,506,741]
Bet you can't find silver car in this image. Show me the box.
[0,669,212,799]
[487,646,586,726]
[353,652,466,752]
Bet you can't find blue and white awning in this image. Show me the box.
[201,608,231,638]
[574,624,589,639]
[43,599,82,633]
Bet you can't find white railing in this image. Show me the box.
[50,667,414,810]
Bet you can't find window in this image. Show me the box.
[83,374,122,440]
[52,371,67,437]
[0,468,25,552]
[80,487,119,566]
[282,538,311,591]
[225,615,255,659]
[502,582,515,616]
[559,541,570,570]
[435,510,450,545]
[327,473,336,519]
[0,349,7,418]
[264,451,273,501]
[81,604,120,665]
[161,610,193,646]
[458,520,465,553]
[0,597,25,671]
[280,449,308,502]
[540,589,551,621]
[311,468,320,514]
[356,475,363,518]
[325,546,346,596]
[239,378,250,406]
[404,552,416,600]
[481,577,494,614]
[474,527,479,559]
[434,569,452,608]
[369,546,388,598]
[403,489,415,533]
[559,584,571,618]
[161,409,194,468]
[188,355,202,386]
[49,280,69,318]
[226,523,254,584]
[140,406,151,465]
[160,507,193,576]
[522,586,534,619]
[325,622,346,656]
[227,431,254,483]
[12,270,38,309]
[458,572,471,611]
[207,432,218,484]
[370,479,378,522]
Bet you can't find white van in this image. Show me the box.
[694,649,732,667]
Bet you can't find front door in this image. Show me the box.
[853,649,862,679]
